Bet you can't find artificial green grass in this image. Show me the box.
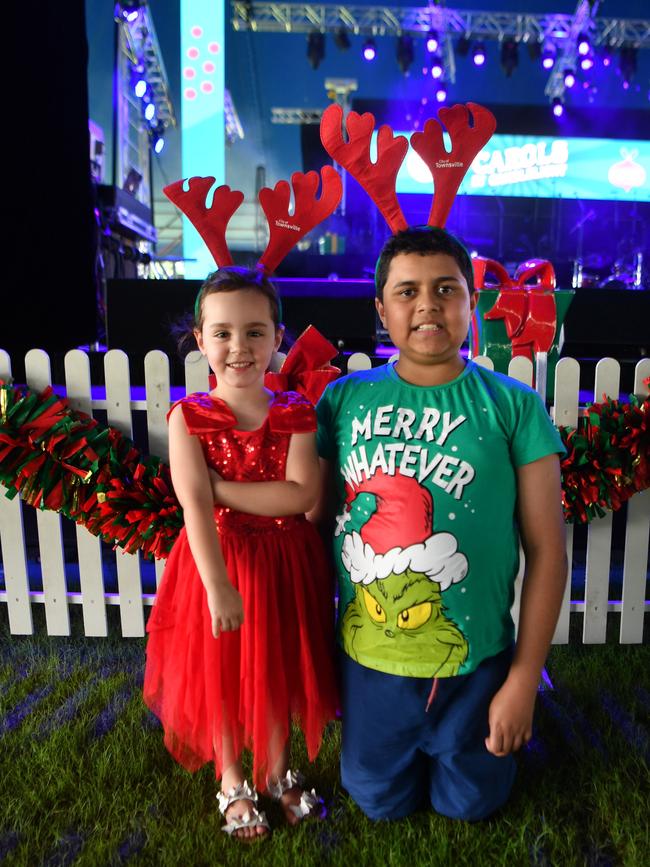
[1,606,648,867]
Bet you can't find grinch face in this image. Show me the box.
[341,569,468,676]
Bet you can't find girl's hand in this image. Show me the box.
[206,582,244,638]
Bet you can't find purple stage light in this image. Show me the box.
[552,98,564,118]
[541,40,556,70]
[563,68,576,89]
[577,33,590,56]
[435,84,447,103]
[580,55,594,71]
[472,43,486,66]
[154,136,165,154]
[134,79,147,98]
[426,30,439,53]
[144,103,155,121]
[431,55,443,79]
[363,39,376,61]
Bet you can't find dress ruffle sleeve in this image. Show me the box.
[167,395,237,435]
[268,391,317,434]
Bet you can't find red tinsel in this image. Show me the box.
[0,380,182,559]
[558,391,650,523]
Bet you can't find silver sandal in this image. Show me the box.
[267,769,325,820]
[217,779,270,837]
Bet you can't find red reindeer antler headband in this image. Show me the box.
[319,101,496,232]
[163,166,343,275]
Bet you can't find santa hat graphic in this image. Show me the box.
[337,470,468,591]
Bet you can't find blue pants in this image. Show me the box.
[340,646,516,821]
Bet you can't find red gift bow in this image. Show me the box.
[473,257,557,363]
[264,325,340,405]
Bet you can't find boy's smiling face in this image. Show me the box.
[376,252,477,387]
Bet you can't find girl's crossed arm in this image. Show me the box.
[168,406,243,637]
[210,431,320,517]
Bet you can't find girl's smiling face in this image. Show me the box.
[195,289,283,391]
[375,252,477,386]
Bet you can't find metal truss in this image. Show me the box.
[120,7,176,128]
[271,108,325,124]
[231,2,650,48]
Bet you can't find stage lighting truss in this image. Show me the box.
[116,4,176,131]
[231,1,650,93]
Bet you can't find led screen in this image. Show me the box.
[373,132,649,202]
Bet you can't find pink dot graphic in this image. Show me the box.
[201,81,214,93]
[183,67,196,79]
[191,26,203,38]
[208,42,220,54]
[203,61,215,74]
[185,88,197,100]
[187,47,199,59]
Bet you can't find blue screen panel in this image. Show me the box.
[374,133,650,202]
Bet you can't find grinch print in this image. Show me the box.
[336,470,469,675]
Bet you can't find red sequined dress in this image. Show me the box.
[143,391,339,788]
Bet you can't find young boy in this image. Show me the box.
[315,226,567,822]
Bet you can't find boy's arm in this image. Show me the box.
[485,452,568,756]
[168,407,243,637]
[210,431,320,516]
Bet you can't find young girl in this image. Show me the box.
[143,267,339,840]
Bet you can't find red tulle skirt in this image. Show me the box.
[143,516,339,789]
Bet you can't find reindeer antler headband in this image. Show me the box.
[319,101,496,236]
[163,167,343,319]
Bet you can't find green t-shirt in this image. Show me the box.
[317,359,565,678]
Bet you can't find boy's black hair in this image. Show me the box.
[375,227,475,301]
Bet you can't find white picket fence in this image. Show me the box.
[0,348,648,643]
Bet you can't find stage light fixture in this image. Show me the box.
[334,26,351,51]
[430,55,443,79]
[577,32,590,56]
[144,102,155,121]
[435,83,447,103]
[602,43,613,67]
[426,30,439,53]
[580,53,594,72]
[541,41,556,70]
[363,39,376,62]
[552,97,564,118]
[134,79,147,98]
[396,34,414,75]
[118,2,142,23]
[472,42,486,66]
[500,38,518,77]
[527,41,541,62]
[154,137,165,154]
[563,68,576,89]
[456,36,470,58]
[619,44,637,85]
[307,31,325,69]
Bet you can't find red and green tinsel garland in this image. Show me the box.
[0,380,182,559]
[558,388,649,523]
[0,380,648,558]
